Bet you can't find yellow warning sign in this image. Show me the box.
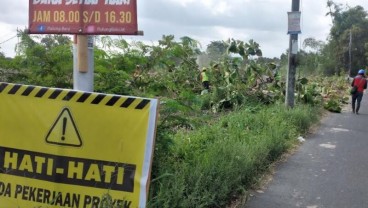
[46,108,82,147]
[0,82,159,208]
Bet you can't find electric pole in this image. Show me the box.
[349,30,352,77]
[285,0,300,108]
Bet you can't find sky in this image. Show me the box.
[0,0,367,58]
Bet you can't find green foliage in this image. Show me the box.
[94,68,132,95]
[324,99,342,113]
[324,3,368,75]
[148,104,321,207]
[11,30,73,88]
[301,82,323,105]
[198,39,282,112]
[0,29,353,208]
[321,75,348,112]
[0,53,23,82]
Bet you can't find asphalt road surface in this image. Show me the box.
[245,93,368,208]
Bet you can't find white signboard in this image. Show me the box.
[288,11,301,34]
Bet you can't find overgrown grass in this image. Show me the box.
[148,104,321,207]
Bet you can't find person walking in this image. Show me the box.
[200,67,210,91]
[351,69,367,114]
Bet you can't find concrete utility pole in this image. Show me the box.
[349,30,352,77]
[285,0,300,108]
[73,35,94,92]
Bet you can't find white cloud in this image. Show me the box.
[0,0,367,58]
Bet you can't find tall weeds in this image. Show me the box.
[148,104,321,207]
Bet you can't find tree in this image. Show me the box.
[324,2,368,75]
[206,41,228,62]
[14,29,73,87]
[303,37,325,53]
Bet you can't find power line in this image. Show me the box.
[0,31,16,40]
[0,35,17,45]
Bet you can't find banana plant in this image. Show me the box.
[226,38,262,61]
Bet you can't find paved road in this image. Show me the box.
[245,93,368,208]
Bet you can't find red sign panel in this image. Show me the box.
[29,0,138,35]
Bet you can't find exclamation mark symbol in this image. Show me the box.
[62,117,67,141]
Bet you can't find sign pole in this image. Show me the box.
[73,35,94,92]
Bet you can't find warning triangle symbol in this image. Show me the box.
[45,108,82,147]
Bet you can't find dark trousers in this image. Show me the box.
[352,92,364,113]
[202,81,209,90]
